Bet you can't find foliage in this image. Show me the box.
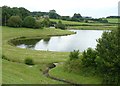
[55,20,66,30]
[69,50,79,60]
[2,6,30,26]
[42,17,50,27]
[49,9,60,19]
[33,21,43,29]
[82,48,97,67]
[24,58,34,65]
[71,13,83,22]
[96,29,120,84]
[23,16,36,28]
[7,16,22,27]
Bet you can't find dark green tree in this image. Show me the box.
[34,21,43,29]
[23,16,36,28]
[42,17,50,27]
[49,9,60,19]
[55,20,66,30]
[96,29,120,84]
[82,48,97,67]
[7,16,22,27]
[69,50,79,60]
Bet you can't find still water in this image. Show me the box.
[17,30,104,52]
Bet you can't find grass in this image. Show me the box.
[49,64,102,84]
[2,59,65,84]
[2,26,74,64]
[2,26,74,84]
[68,25,117,30]
[50,19,117,30]
[107,18,118,23]
[50,19,114,26]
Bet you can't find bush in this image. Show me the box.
[23,16,35,28]
[55,20,66,30]
[82,48,97,67]
[64,58,82,72]
[24,58,34,65]
[34,21,43,29]
[42,17,50,27]
[69,50,79,60]
[7,16,22,27]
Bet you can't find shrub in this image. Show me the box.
[24,58,34,65]
[55,20,66,30]
[7,16,22,27]
[34,21,43,29]
[42,17,50,27]
[69,50,79,60]
[23,16,35,28]
[82,48,97,67]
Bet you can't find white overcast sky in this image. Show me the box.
[0,0,119,18]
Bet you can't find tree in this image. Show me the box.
[23,16,36,28]
[1,6,30,26]
[72,13,82,19]
[49,9,60,19]
[7,16,22,27]
[69,50,79,60]
[34,21,43,29]
[71,13,83,22]
[55,20,66,30]
[82,48,97,67]
[96,29,120,84]
[42,17,50,27]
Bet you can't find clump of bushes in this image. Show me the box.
[55,20,66,30]
[82,48,97,67]
[69,50,79,60]
[7,16,23,27]
[22,16,36,28]
[24,58,34,65]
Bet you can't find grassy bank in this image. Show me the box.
[49,64,102,84]
[2,26,74,84]
[68,25,117,30]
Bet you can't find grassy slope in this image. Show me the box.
[2,59,65,84]
[2,26,74,84]
[107,18,118,23]
[49,64,102,84]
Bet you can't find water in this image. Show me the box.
[17,30,104,52]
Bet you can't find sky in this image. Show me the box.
[0,0,119,18]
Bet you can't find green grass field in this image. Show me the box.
[107,18,118,23]
[50,19,117,30]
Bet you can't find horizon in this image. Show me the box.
[0,0,119,18]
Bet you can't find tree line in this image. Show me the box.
[1,6,109,28]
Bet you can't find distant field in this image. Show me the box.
[50,19,117,30]
[68,25,117,30]
[107,18,118,23]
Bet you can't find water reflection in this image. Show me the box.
[17,30,104,52]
